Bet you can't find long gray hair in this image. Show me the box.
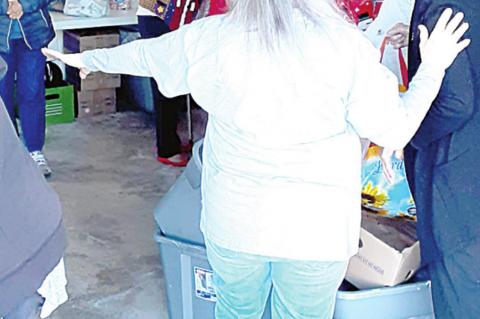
[226,0,348,49]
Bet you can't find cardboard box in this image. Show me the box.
[345,211,421,289]
[66,66,121,91]
[64,28,121,91]
[64,28,119,53]
[76,89,116,118]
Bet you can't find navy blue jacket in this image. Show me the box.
[0,57,66,315]
[405,0,480,264]
[0,0,55,53]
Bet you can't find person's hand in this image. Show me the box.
[41,48,91,79]
[387,23,409,49]
[419,8,470,71]
[380,148,404,184]
[7,0,23,20]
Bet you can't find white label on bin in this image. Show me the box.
[194,267,217,302]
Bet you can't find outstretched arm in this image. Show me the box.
[43,25,193,98]
[347,9,470,150]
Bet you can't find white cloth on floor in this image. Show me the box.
[38,259,68,318]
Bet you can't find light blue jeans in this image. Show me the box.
[205,240,348,319]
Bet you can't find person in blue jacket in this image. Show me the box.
[0,0,55,177]
[389,1,480,317]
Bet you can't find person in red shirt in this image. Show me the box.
[137,0,202,167]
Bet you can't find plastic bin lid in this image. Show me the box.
[153,139,205,246]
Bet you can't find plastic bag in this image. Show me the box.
[64,0,108,17]
[361,145,416,220]
[109,0,130,10]
[379,37,409,92]
[360,37,415,220]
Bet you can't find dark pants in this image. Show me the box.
[0,40,46,153]
[138,15,183,158]
[3,293,44,319]
[416,243,480,319]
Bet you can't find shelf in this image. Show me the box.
[50,8,138,31]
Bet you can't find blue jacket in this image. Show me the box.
[405,0,480,264]
[0,0,55,53]
[0,57,66,315]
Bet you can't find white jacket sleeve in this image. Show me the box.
[346,36,445,150]
[81,25,192,98]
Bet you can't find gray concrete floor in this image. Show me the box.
[45,110,206,319]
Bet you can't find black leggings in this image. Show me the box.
[138,15,183,158]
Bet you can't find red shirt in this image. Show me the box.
[208,0,227,15]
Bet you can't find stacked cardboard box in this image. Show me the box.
[64,28,120,117]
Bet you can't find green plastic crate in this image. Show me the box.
[45,85,75,126]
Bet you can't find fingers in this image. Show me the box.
[42,48,90,75]
[380,148,397,184]
[387,26,403,37]
[41,48,64,61]
[387,23,409,36]
[387,23,409,49]
[7,1,22,18]
[8,10,23,19]
[389,34,404,42]
[456,38,471,54]
[452,22,469,42]
[432,10,466,38]
[394,150,404,161]
[434,8,454,32]
[389,34,406,45]
[418,24,429,51]
[419,8,470,73]
[381,159,394,184]
[391,42,405,50]
[389,34,408,49]
[445,11,464,34]
[79,68,90,79]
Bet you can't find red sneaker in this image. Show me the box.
[157,153,189,167]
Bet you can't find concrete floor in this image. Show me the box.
[45,111,205,319]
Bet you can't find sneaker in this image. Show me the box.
[157,153,189,167]
[30,151,52,178]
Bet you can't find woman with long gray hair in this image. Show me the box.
[43,0,469,317]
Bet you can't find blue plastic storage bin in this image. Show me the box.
[334,282,434,319]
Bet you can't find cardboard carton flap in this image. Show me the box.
[361,211,417,252]
[395,241,421,283]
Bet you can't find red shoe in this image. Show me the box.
[157,153,189,167]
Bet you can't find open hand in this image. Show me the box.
[42,48,91,79]
[419,8,471,71]
[7,0,23,19]
[387,23,409,49]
